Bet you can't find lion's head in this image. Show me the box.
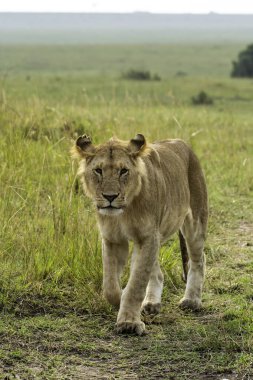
[73,134,149,216]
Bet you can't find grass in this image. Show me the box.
[0,43,247,77]
[0,43,253,379]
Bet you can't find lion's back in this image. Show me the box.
[152,138,191,166]
[138,138,207,238]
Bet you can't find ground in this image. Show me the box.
[1,220,252,379]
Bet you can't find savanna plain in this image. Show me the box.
[0,42,253,379]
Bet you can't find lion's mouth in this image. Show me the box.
[97,205,124,216]
[98,205,123,210]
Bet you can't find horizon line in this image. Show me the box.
[1,11,253,15]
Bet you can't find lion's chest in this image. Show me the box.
[98,215,154,244]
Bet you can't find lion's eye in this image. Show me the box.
[94,168,102,175]
[120,168,128,176]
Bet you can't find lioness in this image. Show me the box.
[73,134,208,335]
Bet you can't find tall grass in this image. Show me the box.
[0,63,252,314]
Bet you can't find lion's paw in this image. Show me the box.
[142,302,161,315]
[116,320,146,336]
[179,297,202,311]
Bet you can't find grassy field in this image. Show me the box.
[0,43,253,379]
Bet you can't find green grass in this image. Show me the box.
[0,43,253,379]
[0,43,247,77]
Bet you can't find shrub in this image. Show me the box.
[231,44,253,78]
[122,69,161,81]
[191,91,213,105]
[152,73,161,81]
[175,71,187,77]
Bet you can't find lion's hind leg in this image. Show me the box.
[141,260,164,315]
[179,230,189,283]
[179,211,206,311]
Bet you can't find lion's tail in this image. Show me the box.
[179,230,189,283]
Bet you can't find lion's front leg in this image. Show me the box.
[102,238,129,307]
[116,236,159,335]
[141,260,164,315]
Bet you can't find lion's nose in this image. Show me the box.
[102,193,119,203]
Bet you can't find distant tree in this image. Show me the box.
[231,44,253,77]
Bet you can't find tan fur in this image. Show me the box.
[73,134,208,335]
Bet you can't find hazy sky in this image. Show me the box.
[1,0,253,13]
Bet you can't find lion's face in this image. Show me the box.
[74,134,148,216]
[83,148,143,216]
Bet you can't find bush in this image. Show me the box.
[122,69,161,81]
[175,71,187,77]
[191,91,213,105]
[231,44,253,78]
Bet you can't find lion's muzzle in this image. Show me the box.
[102,193,119,203]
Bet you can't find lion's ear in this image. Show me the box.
[128,134,147,156]
[72,134,95,159]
